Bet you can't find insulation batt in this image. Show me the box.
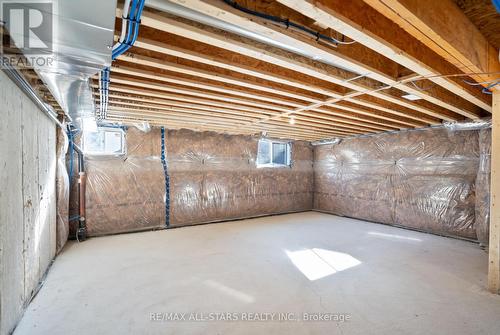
[74,124,491,242]
[83,128,314,236]
[314,127,482,240]
[475,128,491,246]
[55,124,70,252]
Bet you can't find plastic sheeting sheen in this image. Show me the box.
[76,124,490,241]
[83,128,313,236]
[314,127,481,239]
[56,125,69,252]
[167,129,313,226]
[476,128,491,246]
[84,128,165,236]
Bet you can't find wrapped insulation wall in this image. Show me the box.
[72,124,491,242]
[56,125,70,252]
[476,128,492,246]
[168,129,313,226]
[81,128,313,236]
[314,127,482,240]
[83,128,165,236]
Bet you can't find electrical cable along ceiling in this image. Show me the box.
[89,0,497,141]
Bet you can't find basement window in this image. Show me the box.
[82,127,125,156]
[256,139,291,167]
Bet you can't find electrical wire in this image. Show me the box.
[99,0,145,120]
[463,78,500,86]
[481,80,500,95]
[409,80,437,92]
[222,0,356,46]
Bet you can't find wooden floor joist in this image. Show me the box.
[92,0,496,141]
[105,103,360,137]
[362,0,500,87]
[106,116,319,140]
[92,83,404,130]
[106,112,346,139]
[132,9,465,123]
[100,74,430,129]
[154,1,486,117]
[276,0,490,113]
[100,96,382,133]
[98,88,387,131]
[130,37,456,124]
[115,52,442,125]
[117,54,326,103]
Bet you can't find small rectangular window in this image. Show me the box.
[256,139,291,167]
[82,127,125,156]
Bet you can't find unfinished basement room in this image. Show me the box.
[2,0,500,334]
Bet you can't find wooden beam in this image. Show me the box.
[106,116,318,140]
[95,84,403,130]
[106,105,356,136]
[111,65,307,107]
[277,0,490,113]
[112,59,436,125]
[489,90,500,294]
[131,8,461,122]
[100,87,379,130]
[108,76,292,113]
[133,38,347,97]
[102,96,380,133]
[102,75,427,128]
[117,54,324,103]
[132,37,441,124]
[152,2,484,117]
[363,0,500,86]
[106,111,345,138]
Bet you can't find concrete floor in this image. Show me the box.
[14,212,500,334]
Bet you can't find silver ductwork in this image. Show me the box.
[145,0,358,74]
[10,0,117,128]
[42,0,116,125]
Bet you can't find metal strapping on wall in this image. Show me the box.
[160,127,171,227]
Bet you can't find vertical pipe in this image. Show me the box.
[73,144,87,240]
[78,171,87,240]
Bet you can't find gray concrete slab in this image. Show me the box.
[14,212,500,335]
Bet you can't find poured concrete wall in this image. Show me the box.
[0,71,57,335]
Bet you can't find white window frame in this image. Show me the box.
[256,139,292,168]
[82,127,126,156]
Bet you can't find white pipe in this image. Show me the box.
[146,0,359,74]
[113,0,132,51]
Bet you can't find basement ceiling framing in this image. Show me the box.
[91,0,497,141]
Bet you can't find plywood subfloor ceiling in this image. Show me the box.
[92,0,499,141]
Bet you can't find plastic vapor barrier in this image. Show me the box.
[70,122,490,241]
[84,128,165,236]
[475,128,491,246]
[314,127,481,240]
[56,124,70,252]
[167,129,313,226]
[82,128,313,236]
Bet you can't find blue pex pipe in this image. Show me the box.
[160,127,171,227]
[493,0,500,13]
[112,0,145,60]
[102,0,145,118]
